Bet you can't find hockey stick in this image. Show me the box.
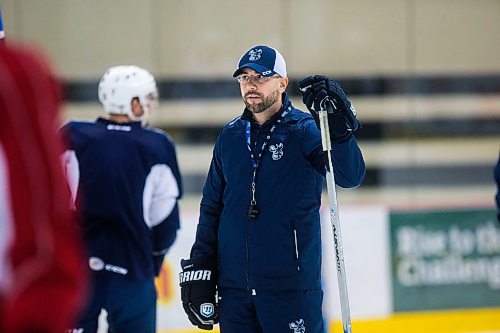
[318,99,353,333]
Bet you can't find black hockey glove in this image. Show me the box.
[179,257,218,330]
[299,75,359,142]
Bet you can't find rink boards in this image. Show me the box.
[330,308,500,333]
[155,308,500,333]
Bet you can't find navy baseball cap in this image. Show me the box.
[233,45,287,78]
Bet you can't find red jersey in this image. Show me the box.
[0,45,86,333]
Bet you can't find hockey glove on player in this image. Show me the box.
[179,257,218,330]
[299,75,359,142]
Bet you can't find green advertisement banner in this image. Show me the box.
[390,208,500,312]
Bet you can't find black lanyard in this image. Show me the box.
[245,110,288,218]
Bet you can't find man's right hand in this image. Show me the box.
[179,257,218,330]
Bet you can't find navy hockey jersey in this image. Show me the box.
[60,118,183,281]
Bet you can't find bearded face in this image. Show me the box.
[243,88,280,114]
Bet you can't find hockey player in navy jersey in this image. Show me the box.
[179,45,365,332]
[60,65,183,333]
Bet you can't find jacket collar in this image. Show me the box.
[96,117,143,129]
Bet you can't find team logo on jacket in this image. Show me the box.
[289,319,305,333]
[269,142,284,160]
[200,303,215,318]
[248,48,262,61]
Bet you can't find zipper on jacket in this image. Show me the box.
[294,229,300,271]
[245,201,251,290]
[245,123,260,292]
[245,160,254,291]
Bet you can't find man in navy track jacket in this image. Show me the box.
[180,45,365,333]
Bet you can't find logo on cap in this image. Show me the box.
[248,49,262,61]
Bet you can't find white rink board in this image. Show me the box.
[320,204,391,320]
[157,209,200,329]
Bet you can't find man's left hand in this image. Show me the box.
[299,75,359,137]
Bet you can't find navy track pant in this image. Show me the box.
[73,273,157,333]
[218,287,325,333]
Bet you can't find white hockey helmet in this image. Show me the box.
[98,65,158,119]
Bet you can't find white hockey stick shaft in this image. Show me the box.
[318,100,353,333]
